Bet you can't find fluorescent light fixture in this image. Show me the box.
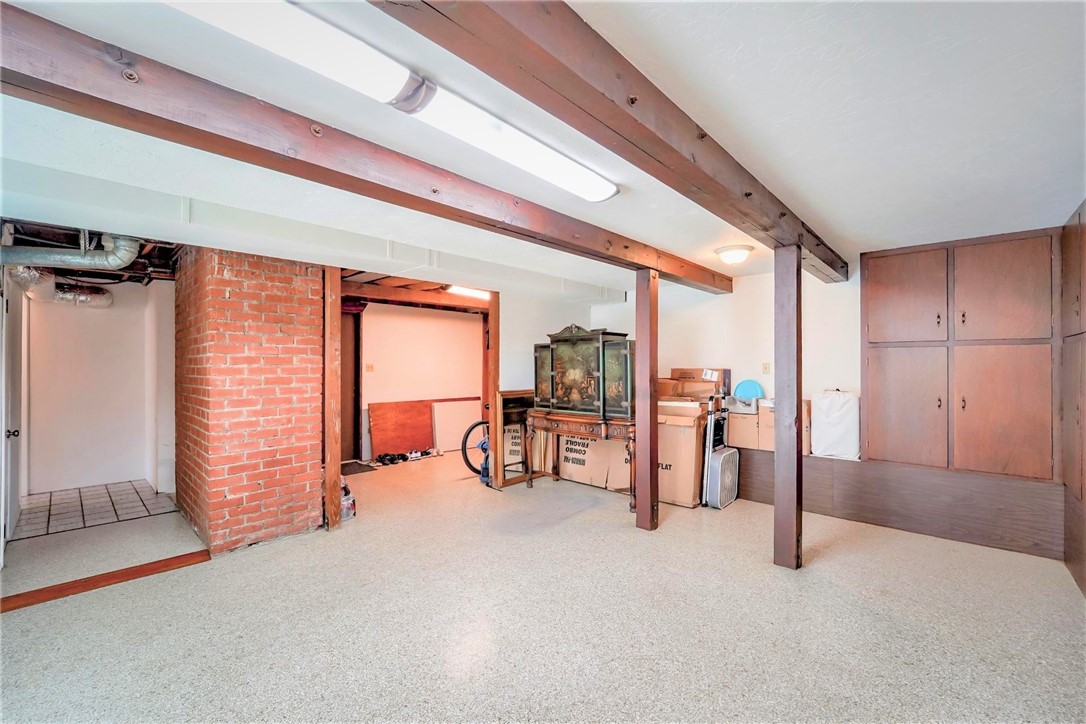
[414,89,618,203]
[446,285,491,300]
[716,245,754,265]
[171,1,617,202]
[166,1,411,103]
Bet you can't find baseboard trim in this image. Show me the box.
[1,549,211,613]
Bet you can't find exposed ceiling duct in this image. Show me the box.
[0,228,140,271]
[10,265,112,309]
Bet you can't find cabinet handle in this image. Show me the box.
[961,311,966,325]
[937,397,942,409]
[936,313,941,327]
[961,397,967,410]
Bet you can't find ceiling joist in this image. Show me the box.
[0,4,732,294]
[373,0,848,282]
[341,280,489,312]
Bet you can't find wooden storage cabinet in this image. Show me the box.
[952,345,1052,479]
[864,249,948,343]
[954,236,1052,340]
[1062,206,1084,337]
[862,230,1057,481]
[1063,335,1084,499]
[865,347,948,467]
[757,401,812,455]
[727,413,759,449]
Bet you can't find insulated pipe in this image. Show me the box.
[0,233,140,270]
[11,265,113,308]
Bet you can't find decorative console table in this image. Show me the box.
[525,409,637,513]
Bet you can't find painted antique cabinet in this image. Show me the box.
[533,324,634,420]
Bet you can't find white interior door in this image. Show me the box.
[0,271,23,567]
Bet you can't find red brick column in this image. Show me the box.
[175,247,324,554]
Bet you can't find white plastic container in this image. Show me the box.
[812,390,860,459]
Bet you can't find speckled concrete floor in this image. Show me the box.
[2,455,1083,722]
[1,512,205,596]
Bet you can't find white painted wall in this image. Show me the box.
[361,304,483,405]
[26,282,176,493]
[499,292,595,390]
[147,282,176,492]
[591,272,861,399]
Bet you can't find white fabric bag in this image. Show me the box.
[811,389,860,459]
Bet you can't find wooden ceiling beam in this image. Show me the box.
[373,0,848,283]
[0,4,731,294]
[341,280,490,312]
[372,275,419,287]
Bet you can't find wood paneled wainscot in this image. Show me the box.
[862,228,1059,482]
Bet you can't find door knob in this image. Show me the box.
[937,397,942,409]
[936,313,941,327]
[5,429,18,439]
[961,398,967,410]
[960,311,966,325]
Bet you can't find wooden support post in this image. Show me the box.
[487,293,503,487]
[635,268,659,530]
[774,245,803,568]
[324,266,342,529]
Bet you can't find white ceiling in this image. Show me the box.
[0,95,635,298]
[571,1,1086,254]
[6,0,763,279]
[3,1,1083,291]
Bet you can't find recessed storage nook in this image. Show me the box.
[862,233,1057,480]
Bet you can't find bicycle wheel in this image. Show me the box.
[460,420,489,476]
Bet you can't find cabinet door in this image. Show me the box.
[865,249,948,342]
[1063,335,1084,499]
[866,347,948,467]
[953,345,1052,479]
[954,236,1052,340]
[728,413,759,449]
[758,408,775,451]
[1062,207,1084,337]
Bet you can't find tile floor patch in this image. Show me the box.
[12,481,178,540]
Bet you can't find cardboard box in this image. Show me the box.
[658,409,707,507]
[670,368,732,395]
[607,401,707,508]
[757,400,812,455]
[727,412,760,449]
[502,423,544,465]
[607,440,632,492]
[658,378,683,397]
[558,435,610,488]
[675,380,722,402]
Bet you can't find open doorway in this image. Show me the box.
[0,220,206,607]
[337,272,522,500]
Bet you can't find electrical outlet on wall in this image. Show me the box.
[762,362,771,374]
[364,363,375,373]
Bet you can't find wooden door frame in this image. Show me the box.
[337,281,503,486]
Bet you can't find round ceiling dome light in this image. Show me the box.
[715,245,754,265]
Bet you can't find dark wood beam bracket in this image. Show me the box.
[0,4,731,294]
[373,0,848,283]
